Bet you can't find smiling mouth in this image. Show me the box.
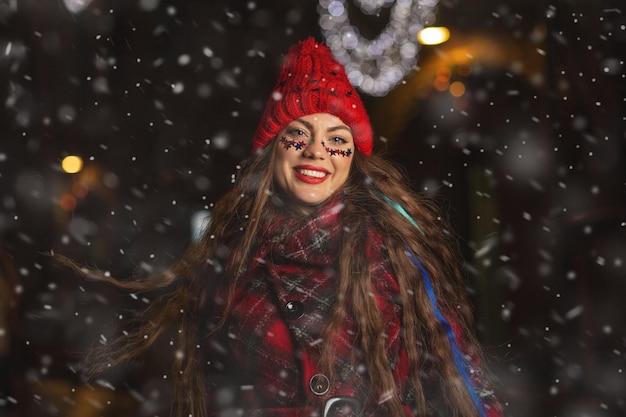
[297,168,328,178]
[293,167,330,184]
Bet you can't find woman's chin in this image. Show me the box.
[273,187,332,214]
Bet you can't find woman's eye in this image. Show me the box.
[330,136,348,144]
[288,128,307,137]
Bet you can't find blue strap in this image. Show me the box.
[405,249,487,417]
[371,185,487,416]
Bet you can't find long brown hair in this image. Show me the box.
[324,151,483,416]
[58,139,485,417]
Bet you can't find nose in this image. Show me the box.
[302,138,325,159]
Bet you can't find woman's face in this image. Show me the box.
[273,113,355,206]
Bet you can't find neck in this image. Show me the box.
[271,188,327,217]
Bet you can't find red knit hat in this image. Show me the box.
[252,38,373,155]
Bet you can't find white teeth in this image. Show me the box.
[298,169,327,178]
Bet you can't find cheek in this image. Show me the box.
[273,153,285,183]
[333,157,353,182]
[273,148,295,186]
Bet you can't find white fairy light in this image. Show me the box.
[62,0,94,14]
[318,0,440,96]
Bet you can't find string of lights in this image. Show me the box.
[318,0,440,96]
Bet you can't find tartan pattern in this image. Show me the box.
[207,196,503,417]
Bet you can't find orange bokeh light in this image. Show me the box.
[59,193,77,212]
[457,62,472,77]
[434,76,450,91]
[436,66,452,79]
[72,181,89,198]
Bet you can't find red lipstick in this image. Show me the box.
[293,165,329,184]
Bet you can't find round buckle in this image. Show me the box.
[309,373,331,395]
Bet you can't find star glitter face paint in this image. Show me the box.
[273,113,355,206]
[322,142,353,157]
[279,136,307,151]
[279,136,353,158]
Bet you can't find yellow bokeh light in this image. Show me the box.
[61,155,83,174]
[417,27,450,46]
[449,81,466,97]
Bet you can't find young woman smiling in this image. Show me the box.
[62,38,504,417]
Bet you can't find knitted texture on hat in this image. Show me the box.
[252,38,373,155]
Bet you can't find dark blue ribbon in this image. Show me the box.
[405,248,487,417]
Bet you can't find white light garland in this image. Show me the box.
[318,0,440,96]
[62,0,94,14]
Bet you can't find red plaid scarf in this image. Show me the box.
[216,195,406,415]
[210,195,503,417]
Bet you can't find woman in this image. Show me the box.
[63,38,503,417]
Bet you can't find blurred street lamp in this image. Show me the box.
[61,155,83,174]
[417,27,450,45]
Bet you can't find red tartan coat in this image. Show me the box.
[206,198,503,417]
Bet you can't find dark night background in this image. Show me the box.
[1,0,625,416]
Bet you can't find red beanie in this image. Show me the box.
[252,38,373,155]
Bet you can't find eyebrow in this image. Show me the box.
[293,118,352,135]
